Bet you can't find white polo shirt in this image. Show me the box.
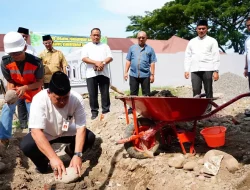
[29,90,86,141]
[245,36,250,72]
[81,42,113,78]
[184,35,220,72]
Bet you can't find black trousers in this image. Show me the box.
[20,129,95,173]
[86,75,110,117]
[191,71,213,111]
[17,99,28,128]
[129,76,150,96]
[191,71,213,98]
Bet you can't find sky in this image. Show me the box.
[0,0,171,38]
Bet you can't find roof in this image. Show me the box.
[107,37,134,53]
[108,35,189,53]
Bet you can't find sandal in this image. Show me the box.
[245,109,250,117]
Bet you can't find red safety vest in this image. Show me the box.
[6,61,41,102]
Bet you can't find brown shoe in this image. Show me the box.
[99,114,104,121]
[100,112,110,121]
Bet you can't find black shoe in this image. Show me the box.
[204,109,211,114]
[204,104,212,114]
[91,115,98,120]
[35,167,45,174]
[128,108,133,115]
[245,109,250,117]
[35,166,52,174]
[20,125,28,129]
[20,121,28,129]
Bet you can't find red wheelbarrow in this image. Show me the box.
[116,92,250,159]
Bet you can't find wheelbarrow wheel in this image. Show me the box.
[124,118,160,159]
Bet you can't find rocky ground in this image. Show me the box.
[1,73,250,190]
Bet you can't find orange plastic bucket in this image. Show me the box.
[200,126,227,148]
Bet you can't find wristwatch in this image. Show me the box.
[102,61,106,65]
[74,152,83,158]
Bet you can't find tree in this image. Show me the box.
[126,0,250,53]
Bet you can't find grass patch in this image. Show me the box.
[13,120,21,128]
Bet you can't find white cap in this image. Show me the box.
[3,32,26,53]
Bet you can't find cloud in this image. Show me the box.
[100,0,172,16]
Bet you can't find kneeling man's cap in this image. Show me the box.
[197,19,208,26]
[49,71,71,96]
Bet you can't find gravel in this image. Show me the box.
[213,72,249,101]
[178,72,250,104]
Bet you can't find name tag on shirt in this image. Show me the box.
[62,115,73,131]
[62,120,69,131]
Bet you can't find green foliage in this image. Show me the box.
[13,120,21,128]
[126,0,250,53]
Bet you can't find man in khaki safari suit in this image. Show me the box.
[39,35,68,88]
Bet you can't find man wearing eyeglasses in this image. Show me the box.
[184,19,220,113]
[39,35,68,89]
[0,32,44,147]
[124,31,157,114]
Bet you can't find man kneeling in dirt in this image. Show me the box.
[20,71,95,179]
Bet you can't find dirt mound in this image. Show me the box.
[149,90,176,97]
[1,88,250,189]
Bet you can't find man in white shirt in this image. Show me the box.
[184,19,220,112]
[244,17,250,86]
[20,71,95,179]
[243,17,250,116]
[17,27,37,129]
[81,28,113,120]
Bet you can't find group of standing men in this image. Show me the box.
[125,18,250,116]
[124,19,220,114]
